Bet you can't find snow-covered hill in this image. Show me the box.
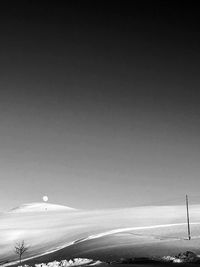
[2,204,200,265]
[10,202,77,213]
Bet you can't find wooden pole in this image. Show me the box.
[186,194,191,240]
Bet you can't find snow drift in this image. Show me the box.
[1,203,200,264]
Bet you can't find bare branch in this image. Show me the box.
[14,240,29,264]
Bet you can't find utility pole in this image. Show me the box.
[186,194,191,240]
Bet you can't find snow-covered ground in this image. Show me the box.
[1,202,200,264]
[6,258,103,267]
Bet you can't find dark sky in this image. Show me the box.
[1,1,200,211]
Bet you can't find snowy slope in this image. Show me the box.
[1,204,200,264]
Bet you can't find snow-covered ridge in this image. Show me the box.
[9,202,77,213]
[2,203,200,264]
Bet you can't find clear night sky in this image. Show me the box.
[1,1,200,211]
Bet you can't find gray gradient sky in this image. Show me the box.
[1,2,200,211]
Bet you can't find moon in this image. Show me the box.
[43,196,48,202]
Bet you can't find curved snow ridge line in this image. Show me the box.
[5,237,93,266]
[3,241,77,267]
[73,222,200,243]
[4,222,200,267]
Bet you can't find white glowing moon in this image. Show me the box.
[43,196,48,202]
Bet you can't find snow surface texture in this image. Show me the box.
[1,203,200,264]
[15,258,102,267]
[34,258,102,267]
